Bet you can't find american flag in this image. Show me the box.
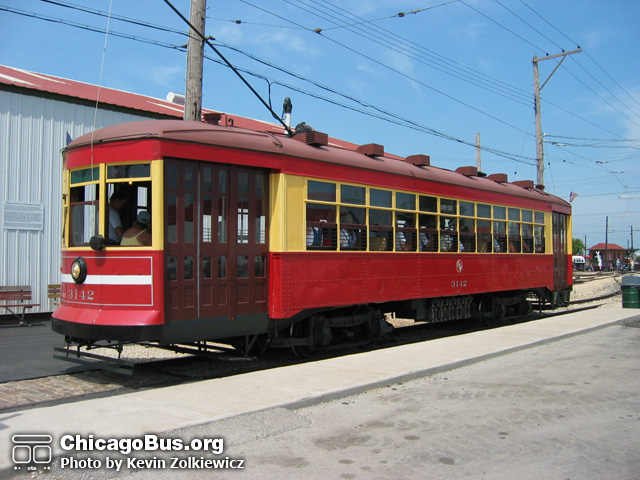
[570,191,579,202]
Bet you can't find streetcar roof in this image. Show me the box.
[66,119,570,212]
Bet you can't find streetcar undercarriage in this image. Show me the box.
[52,286,571,372]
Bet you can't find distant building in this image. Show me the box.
[587,243,627,270]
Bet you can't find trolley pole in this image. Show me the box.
[184,0,207,121]
[532,48,581,189]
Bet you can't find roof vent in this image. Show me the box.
[405,154,430,166]
[455,166,478,176]
[488,173,508,183]
[293,130,328,147]
[356,143,384,157]
[203,113,222,125]
[512,180,535,189]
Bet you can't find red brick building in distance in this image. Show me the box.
[587,243,627,269]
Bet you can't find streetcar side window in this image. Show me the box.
[395,211,416,252]
[371,189,392,208]
[306,203,337,250]
[478,220,492,252]
[69,183,99,247]
[105,163,153,246]
[493,221,507,253]
[508,208,521,252]
[68,167,100,247]
[302,178,552,255]
[396,193,416,252]
[308,180,336,202]
[418,214,438,252]
[340,206,366,250]
[508,222,521,252]
[459,217,475,252]
[341,184,365,205]
[440,216,459,252]
[369,209,393,251]
[419,195,437,213]
[307,180,338,250]
[522,223,534,253]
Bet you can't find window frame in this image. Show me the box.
[303,178,550,254]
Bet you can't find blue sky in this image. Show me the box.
[1,0,639,250]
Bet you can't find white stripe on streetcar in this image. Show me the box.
[61,274,153,285]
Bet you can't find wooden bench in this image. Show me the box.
[0,286,40,326]
[48,284,61,306]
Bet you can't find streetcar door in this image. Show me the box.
[225,169,268,321]
[552,212,568,290]
[197,166,269,321]
[164,161,268,324]
[165,161,198,322]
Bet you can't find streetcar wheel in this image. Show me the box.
[482,296,504,326]
[289,319,321,358]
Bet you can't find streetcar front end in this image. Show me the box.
[52,137,165,346]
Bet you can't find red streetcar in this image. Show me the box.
[52,119,571,361]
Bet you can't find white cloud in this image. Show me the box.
[148,65,183,88]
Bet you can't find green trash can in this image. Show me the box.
[622,275,640,308]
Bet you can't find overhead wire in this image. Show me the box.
[460,0,640,140]
[293,0,533,105]
[492,0,564,51]
[241,0,535,137]
[226,0,533,107]
[0,5,188,49]
[4,2,535,163]
[161,0,294,135]
[318,2,461,32]
[17,0,637,173]
[212,41,536,164]
[256,0,633,147]
[517,0,640,111]
[459,0,548,54]
[560,65,640,130]
[33,0,631,143]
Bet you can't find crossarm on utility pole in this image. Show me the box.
[532,48,582,188]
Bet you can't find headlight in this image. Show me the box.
[71,257,87,284]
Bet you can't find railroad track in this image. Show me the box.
[0,291,623,414]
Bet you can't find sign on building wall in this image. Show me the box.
[2,202,44,231]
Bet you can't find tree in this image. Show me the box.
[573,238,585,255]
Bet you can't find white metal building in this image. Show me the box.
[0,65,185,314]
[0,65,358,315]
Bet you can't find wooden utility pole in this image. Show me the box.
[532,48,581,188]
[184,0,206,121]
[605,215,609,267]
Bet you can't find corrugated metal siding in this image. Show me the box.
[0,90,157,314]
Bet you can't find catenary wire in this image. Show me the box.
[291,0,533,104]
[240,0,535,137]
[517,0,640,111]
[11,2,635,170]
[0,3,536,164]
[162,0,294,135]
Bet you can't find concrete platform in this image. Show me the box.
[1,307,639,474]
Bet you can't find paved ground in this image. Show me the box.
[1,308,638,479]
[155,321,640,480]
[0,319,87,382]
